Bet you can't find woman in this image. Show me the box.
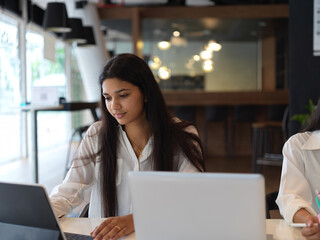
[50,53,205,240]
[276,99,320,239]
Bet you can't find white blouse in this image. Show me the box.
[276,130,320,223]
[50,121,199,218]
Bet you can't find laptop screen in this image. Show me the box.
[0,182,63,240]
[129,172,266,240]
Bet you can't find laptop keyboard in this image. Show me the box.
[64,232,94,240]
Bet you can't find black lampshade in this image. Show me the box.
[43,2,71,33]
[63,18,86,44]
[77,26,96,47]
[2,0,21,16]
[29,4,45,27]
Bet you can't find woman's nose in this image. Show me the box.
[111,99,121,110]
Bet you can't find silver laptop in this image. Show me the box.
[0,182,92,240]
[129,172,266,240]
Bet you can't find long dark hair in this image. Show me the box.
[302,98,320,132]
[98,53,205,217]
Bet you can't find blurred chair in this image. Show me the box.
[65,103,100,177]
[173,106,196,124]
[231,105,256,156]
[252,105,289,173]
[79,203,89,218]
[266,191,279,219]
[203,106,229,155]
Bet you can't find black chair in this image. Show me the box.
[252,105,289,173]
[266,191,279,219]
[204,106,229,155]
[79,203,89,218]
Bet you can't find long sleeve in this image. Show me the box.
[50,122,100,218]
[276,133,317,223]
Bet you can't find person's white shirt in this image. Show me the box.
[276,130,320,223]
[50,121,199,218]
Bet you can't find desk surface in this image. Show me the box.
[60,218,304,240]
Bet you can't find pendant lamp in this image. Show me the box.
[63,18,86,44]
[43,2,71,33]
[29,4,45,27]
[77,26,96,47]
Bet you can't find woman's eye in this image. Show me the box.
[120,94,128,98]
[105,96,111,101]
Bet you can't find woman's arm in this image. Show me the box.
[276,134,317,223]
[50,123,99,217]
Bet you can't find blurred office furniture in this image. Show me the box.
[163,91,289,157]
[79,203,89,218]
[252,105,289,173]
[65,103,100,177]
[204,106,229,155]
[21,101,99,183]
[173,106,196,124]
[231,105,255,156]
[266,191,279,219]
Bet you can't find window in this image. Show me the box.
[26,29,69,151]
[0,14,20,163]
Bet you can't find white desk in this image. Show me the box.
[60,218,305,240]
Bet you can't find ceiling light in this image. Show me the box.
[157,41,171,50]
[63,18,86,44]
[148,56,162,70]
[193,55,200,61]
[200,50,212,60]
[207,40,222,52]
[43,2,71,33]
[77,26,96,47]
[158,66,171,80]
[173,31,180,37]
[202,60,214,72]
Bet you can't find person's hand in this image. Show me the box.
[301,215,320,240]
[90,214,134,240]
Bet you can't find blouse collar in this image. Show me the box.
[301,130,320,150]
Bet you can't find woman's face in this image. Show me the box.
[102,78,146,126]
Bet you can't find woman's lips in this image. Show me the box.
[114,113,126,119]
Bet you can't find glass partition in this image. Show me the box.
[142,18,288,91]
[102,17,288,91]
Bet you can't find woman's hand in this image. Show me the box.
[90,214,134,240]
[301,215,320,240]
